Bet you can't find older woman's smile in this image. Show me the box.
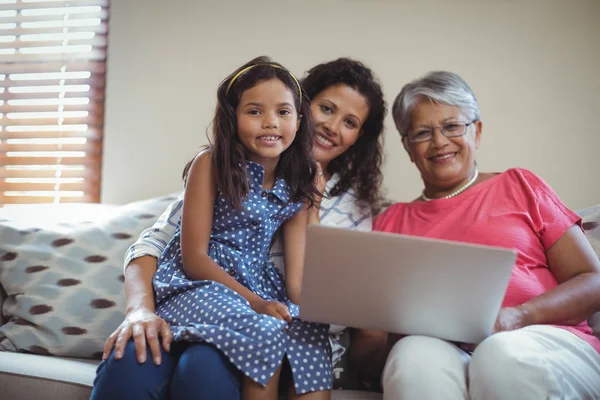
[429,152,457,163]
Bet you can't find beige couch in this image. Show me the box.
[1,201,599,400]
[0,200,382,400]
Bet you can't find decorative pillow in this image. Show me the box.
[578,204,600,338]
[0,194,178,359]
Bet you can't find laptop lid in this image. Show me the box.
[299,225,516,343]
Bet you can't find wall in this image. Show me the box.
[102,0,600,209]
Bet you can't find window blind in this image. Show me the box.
[0,0,108,204]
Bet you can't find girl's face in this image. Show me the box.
[310,84,370,168]
[236,78,300,165]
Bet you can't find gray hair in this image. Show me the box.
[392,71,480,136]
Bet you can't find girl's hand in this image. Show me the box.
[250,298,292,322]
[102,308,172,365]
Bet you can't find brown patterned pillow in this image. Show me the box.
[0,195,178,358]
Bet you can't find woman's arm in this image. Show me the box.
[123,196,182,272]
[308,162,327,226]
[103,255,172,365]
[307,206,321,226]
[516,225,600,328]
[104,198,183,365]
[282,207,309,303]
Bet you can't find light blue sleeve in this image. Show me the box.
[123,193,183,271]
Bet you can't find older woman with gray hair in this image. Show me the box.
[350,71,600,399]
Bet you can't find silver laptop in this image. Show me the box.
[299,225,517,343]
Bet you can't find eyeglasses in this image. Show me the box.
[405,120,477,143]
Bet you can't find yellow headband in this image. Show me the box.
[225,64,303,107]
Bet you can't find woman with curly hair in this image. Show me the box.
[92,58,387,400]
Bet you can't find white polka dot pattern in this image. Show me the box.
[153,161,332,394]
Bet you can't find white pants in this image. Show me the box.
[382,325,600,400]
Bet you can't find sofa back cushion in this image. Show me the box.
[0,195,177,358]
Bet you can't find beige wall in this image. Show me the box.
[102,0,600,210]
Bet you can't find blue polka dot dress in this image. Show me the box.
[153,161,332,394]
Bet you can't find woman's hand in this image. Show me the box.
[492,305,530,333]
[458,305,530,353]
[102,308,172,365]
[250,298,292,322]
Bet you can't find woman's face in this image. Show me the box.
[403,99,482,190]
[310,84,370,168]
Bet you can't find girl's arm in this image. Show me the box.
[182,152,290,322]
[181,152,263,306]
[282,206,309,304]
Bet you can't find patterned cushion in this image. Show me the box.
[0,195,178,359]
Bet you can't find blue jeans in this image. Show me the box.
[90,341,241,400]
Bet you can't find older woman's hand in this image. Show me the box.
[458,306,531,352]
[493,306,530,333]
[102,308,172,365]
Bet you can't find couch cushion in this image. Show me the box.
[0,195,178,359]
[0,352,97,400]
[0,352,381,400]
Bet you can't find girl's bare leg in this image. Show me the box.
[242,367,282,400]
[288,383,331,400]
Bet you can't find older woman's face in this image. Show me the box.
[310,84,370,168]
[403,100,482,189]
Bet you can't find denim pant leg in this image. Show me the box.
[170,342,242,400]
[90,340,185,400]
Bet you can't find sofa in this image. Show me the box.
[0,195,599,400]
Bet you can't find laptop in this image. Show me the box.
[299,225,517,344]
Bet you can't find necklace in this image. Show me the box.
[421,169,479,201]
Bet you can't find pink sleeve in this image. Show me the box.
[518,169,582,250]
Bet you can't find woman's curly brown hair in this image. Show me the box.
[302,58,387,214]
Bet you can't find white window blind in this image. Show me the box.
[0,0,108,205]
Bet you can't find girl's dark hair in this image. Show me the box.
[302,58,387,214]
[184,56,318,209]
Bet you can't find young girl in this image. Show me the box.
[152,57,332,399]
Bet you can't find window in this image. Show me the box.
[0,0,108,205]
